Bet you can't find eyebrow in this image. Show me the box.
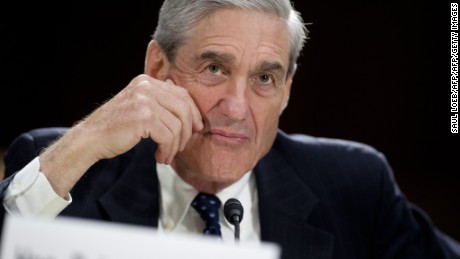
[258,61,285,75]
[198,51,236,64]
[198,50,286,76]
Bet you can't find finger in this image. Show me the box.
[150,120,174,164]
[139,75,201,131]
[165,79,203,132]
[135,75,199,151]
[158,109,182,164]
[153,89,193,151]
[159,80,196,150]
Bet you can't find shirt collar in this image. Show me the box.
[156,163,253,232]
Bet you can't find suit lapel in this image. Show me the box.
[255,147,334,259]
[91,135,334,258]
[98,140,160,228]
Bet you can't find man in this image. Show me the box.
[1,0,459,258]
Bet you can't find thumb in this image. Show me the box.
[165,78,176,85]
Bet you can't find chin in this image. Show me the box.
[199,156,251,180]
[175,150,254,184]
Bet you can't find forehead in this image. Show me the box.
[180,8,290,68]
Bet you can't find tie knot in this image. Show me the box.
[191,193,222,236]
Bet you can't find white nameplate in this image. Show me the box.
[0,215,280,259]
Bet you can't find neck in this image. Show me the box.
[170,159,236,194]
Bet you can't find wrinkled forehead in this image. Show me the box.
[182,8,291,68]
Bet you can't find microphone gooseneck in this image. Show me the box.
[224,198,244,242]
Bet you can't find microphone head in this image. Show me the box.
[224,198,244,225]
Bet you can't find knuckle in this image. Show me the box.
[131,96,156,123]
[157,127,173,146]
[130,75,151,88]
[176,99,192,117]
[176,85,187,94]
[135,80,152,91]
[171,117,183,135]
[164,130,174,144]
[176,86,190,98]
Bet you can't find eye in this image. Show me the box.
[208,64,220,74]
[251,73,279,97]
[197,64,227,86]
[259,74,273,84]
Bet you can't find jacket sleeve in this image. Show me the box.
[0,127,68,235]
[372,152,460,258]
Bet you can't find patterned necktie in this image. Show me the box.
[191,192,222,237]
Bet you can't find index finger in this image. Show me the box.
[164,78,203,131]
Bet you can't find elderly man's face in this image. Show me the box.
[168,8,293,189]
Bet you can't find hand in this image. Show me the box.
[81,74,203,164]
[39,74,203,197]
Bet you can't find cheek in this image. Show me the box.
[260,110,280,136]
[170,69,197,87]
[187,86,222,115]
[169,70,216,114]
[253,100,283,145]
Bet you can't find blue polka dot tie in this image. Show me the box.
[191,192,222,237]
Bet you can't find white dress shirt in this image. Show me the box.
[156,163,261,244]
[3,157,71,219]
[3,157,261,244]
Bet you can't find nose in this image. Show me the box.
[218,78,250,121]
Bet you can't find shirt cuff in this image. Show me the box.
[3,157,72,219]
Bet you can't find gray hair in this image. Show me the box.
[152,0,308,74]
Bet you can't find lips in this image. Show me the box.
[207,129,250,143]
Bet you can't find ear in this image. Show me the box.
[280,70,295,115]
[144,40,171,80]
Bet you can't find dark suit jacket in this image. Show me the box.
[1,127,459,259]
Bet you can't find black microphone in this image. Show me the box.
[224,198,244,242]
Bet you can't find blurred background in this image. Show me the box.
[0,1,458,240]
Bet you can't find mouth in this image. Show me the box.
[206,129,250,144]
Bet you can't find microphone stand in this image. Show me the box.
[224,198,244,244]
[233,216,241,242]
